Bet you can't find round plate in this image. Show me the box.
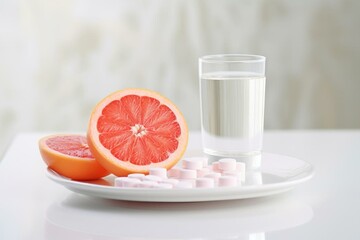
[46,152,314,202]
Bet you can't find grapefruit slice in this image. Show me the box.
[39,134,110,180]
[87,88,188,176]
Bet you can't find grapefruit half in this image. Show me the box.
[87,88,188,176]
[39,134,110,180]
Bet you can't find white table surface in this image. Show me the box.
[0,131,359,240]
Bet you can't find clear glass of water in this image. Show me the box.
[199,54,266,168]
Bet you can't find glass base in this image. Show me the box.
[205,151,262,170]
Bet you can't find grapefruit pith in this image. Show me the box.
[87,88,188,176]
[39,134,110,180]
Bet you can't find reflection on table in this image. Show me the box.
[45,193,313,240]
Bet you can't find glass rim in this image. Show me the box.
[199,54,265,63]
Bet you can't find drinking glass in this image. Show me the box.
[199,54,266,168]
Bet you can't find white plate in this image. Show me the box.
[46,152,314,202]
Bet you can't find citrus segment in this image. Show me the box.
[39,134,110,180]
[45,135,93,158]
[87,88,188,176]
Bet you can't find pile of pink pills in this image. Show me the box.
[114,157,246,189]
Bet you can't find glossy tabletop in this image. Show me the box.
[0,131,359,239]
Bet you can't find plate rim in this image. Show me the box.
[45,152,314,202]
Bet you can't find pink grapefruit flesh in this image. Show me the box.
[39,134,110,180]
[87,88,188,176]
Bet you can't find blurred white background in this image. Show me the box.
[1,0,359,156]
